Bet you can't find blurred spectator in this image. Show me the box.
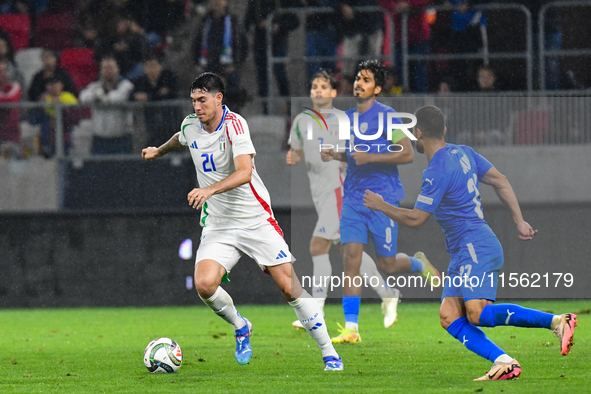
[382,66,403,95]
[193,0,247,111]
[302,0,339,81]
[75,0,120,48]
[28,49,76,102]
[379,0,430,93]
[446,0,486,91]
[451,66,504,146]
[95,13,149,80]
[79,56,134,155]
[125,0,185,48]
[0,0,29,13]
[0,31,23,86]
[73,19,100,49]
[338,0,384,76]
[35,76,79,157]
[192,0,246,82]
[0,59,21,152]
[338,73,354,95]
[476,65,496,92]
[437,76,454,94]
[131,53,181,147]
[245,0,300,101]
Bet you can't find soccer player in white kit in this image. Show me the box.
[142,72,343,371]
[287,70,400,330]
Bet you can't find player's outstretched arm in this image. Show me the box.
[142,132,184,161]
[363,189,431,229]
[481,167,538,240]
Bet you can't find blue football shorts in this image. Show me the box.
[339,202,399,257]
[441,236,504,301]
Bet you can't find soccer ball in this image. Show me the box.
[143,337,183,373]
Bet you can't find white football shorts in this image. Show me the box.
[312,187,342,242]
[195,218,294,274]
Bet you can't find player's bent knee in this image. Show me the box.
[194,283,216,298]
[194,277,219,299]
[439,311,456,330]
[439,300,464,330]
[194,270,223,299]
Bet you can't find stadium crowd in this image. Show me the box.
[0,0,583,157]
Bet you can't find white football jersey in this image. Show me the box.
[179,106,280,232]
[289,110,344,198]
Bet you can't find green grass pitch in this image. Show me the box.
[0,300,588,393]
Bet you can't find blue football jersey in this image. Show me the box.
[344,100,406,205]
[414,144,496,251]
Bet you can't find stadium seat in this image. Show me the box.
[14,47,43,95]
[34,13,74,51]
[60,48,97,91]
[0,14,31,51]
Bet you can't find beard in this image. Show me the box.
[354,94,372,104]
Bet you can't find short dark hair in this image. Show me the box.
[45,75,63,84]
[311,69,337,89]
[100,54,119,66]
[143,51,163,64]
[356,59,387,89]
[191,72,225,96]
[478,65,495,75]
[414,105,445,139]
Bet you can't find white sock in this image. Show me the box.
[289,290,339,359]
[311,254,331,303]
[199,287,245,330]
[360,252,392,300]
[551,315,561,330]
[315,297,326,310]
[345,322,359,332]
[494,354,514,364]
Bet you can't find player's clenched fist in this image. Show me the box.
[188,187,213,210]
[142,147,160,161]
[286,149,301,165]
[363,189,385,211]
[350,152,372,165]
[517,221,538,241]
[320,149,337,162]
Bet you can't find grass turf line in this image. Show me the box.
[0,300,588,393]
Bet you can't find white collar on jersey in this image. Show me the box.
[200,105,230,132]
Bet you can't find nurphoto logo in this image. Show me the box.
[303,108,417,142]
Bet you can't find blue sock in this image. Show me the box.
[409,256,424,273]
[479,304,554,328]
[343,296,361,324]
[446,317,505,363]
